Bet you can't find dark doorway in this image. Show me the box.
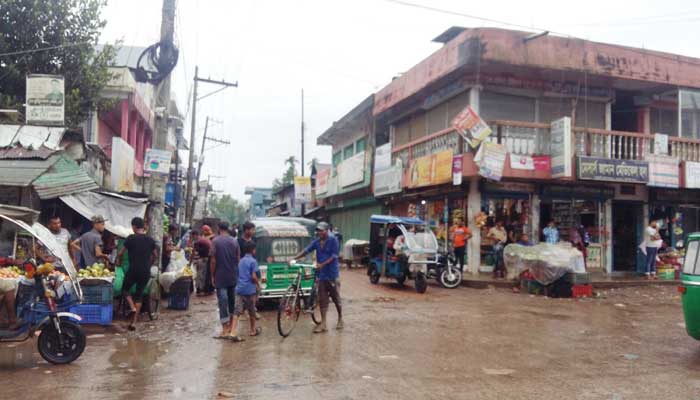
[611,90,639,132]
[612,202,643,272]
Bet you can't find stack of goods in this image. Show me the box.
[72,263,114,325]
[168,276,192,310]
[0,265,24,296]
[658,249,682,280]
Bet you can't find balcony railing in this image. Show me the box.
[392,119,700,166]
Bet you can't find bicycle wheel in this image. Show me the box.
[277,285,301,337]
[311,304,322,325]
[147,278,160,321]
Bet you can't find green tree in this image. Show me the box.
[273,155,298,189]
[208,194,247,225]
[0,0,117,127]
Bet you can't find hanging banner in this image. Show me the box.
[110,137,136,192]
[476,142,507,181]
[26,74,65,125]
[316,167,330,195]
[551,117,572,178]
[144,148,172,175]
[577,156,649,184]
[646,154,679,188]
[685,161,700,189]
[653,133,669,155]
[294,176,312,203]
[509,154,535,170]
[452,155,463,185]
[450,105,492,148]
[408,150,453,188]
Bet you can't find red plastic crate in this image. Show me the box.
[572,284,593,298]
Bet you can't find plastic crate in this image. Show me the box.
[572,284,593,298]
[658,268,675,280]
[564,272,591,285]
[80,283,113,305]
[69,304,113,326]
[170,277,193,294]
[168,292,190,310]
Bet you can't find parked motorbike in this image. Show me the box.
[428,251,463,289]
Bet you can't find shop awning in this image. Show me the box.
[32,155,99,199]
[0,155,61,187]
[60,191,148,238]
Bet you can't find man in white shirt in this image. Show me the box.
[644,221,663,279]
[47,216,76,267]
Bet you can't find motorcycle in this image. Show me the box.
[0,209,86,365]
[427,245,463,289]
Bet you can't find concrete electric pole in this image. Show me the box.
[148,0,176,268]
[184,67,237,224]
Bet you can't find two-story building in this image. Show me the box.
[359,27,700,275]
[316,95,384,241]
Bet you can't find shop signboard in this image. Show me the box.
[338,151,365,188]
[294,176,312,203]
[646,154,679,188]
[165,183,175,206]
[408,149,453,188]
[586,244,603,270]
[374,143,402,196]
[654,133,669,155]
[110,137,136,192]
[533,156,551,171]
[650,188,700,204]
[509,154,535,170]
[26,74,64,125]
[551,117,572,178]
[144,148,172,175]
[452,155,463,186]
[450,105,492,148]
[577,156,649,184]
[316,167,330,195]
[541,184,615,200]
[482,181,536,194]
[685,161,700,189]
[476,142,507,181]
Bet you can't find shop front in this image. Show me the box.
[540,185,612,270]
[650,188,700,248]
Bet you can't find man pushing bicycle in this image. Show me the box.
[290,222,343,333]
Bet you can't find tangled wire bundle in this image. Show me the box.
[134,40,179,85]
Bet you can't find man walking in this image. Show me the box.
[210,222,240,338]
[290,222,342,333]
[117,217,157,331]
[72,215,110,268]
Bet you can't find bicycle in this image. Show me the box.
[277,262,321,337]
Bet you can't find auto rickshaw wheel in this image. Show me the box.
[369,268,381,284]
[415,272,428,294]
[396,273,406,286]
[38,320,86,365]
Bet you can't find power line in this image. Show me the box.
[385,0,700,67]
[0,41,91,58]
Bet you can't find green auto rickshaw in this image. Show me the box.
[680,232,700,340]
[253,217,316,299]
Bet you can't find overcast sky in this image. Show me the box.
[101,0,700,201]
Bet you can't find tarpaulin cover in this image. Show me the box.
[60,191,147,238]
[504,242,586,285]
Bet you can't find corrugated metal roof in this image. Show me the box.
[33,155,98,199]
[0,146,54,160]
[0,125,21,147]
[0,155,60,186]
[0,124,66,151]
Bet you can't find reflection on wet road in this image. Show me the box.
[2,268,700,399]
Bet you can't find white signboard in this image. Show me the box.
[373,143,402,196]
[551,117,572,178]
[686,161,700,189]
[26,74,65,125]
[451,105,492,148]
[646,154,679,188]
[654,133,669,155]
[144,149,172,174]
[338,151,365,188]
[110,137,135,192]
[509,154,535,170]
[294,176,312,203]
[374,143,392,172]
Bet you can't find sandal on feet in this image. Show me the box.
[127,324,136,331]
[228,335,245,342]
[313,325,327,334]
[250,327,262,337]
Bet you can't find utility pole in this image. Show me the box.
[149,0,176,268]
[192,118,230,221]
[184,67,238,224]
[300,88,305,217]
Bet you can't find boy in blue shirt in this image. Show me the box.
[228,241,261,342]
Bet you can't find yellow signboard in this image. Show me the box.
[409,150,454,188]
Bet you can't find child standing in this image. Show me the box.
[229,241,261,341]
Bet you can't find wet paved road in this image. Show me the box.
[2,268,700,399]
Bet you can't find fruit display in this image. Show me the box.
[183,265,193,277]
[0,266,24,279]
[78,263,115,279]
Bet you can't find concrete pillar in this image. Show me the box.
[530,194,541,243]
[467,176,481,275]
[605,102,612,131]
[136,120,145,163]
[469,86,481,113]
[638,107,651,134]
[128,110,138,148]
[605,199,613,273]
[120,99,129,141]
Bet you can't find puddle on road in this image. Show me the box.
[0,341,39,369]
[108,337,170,371]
